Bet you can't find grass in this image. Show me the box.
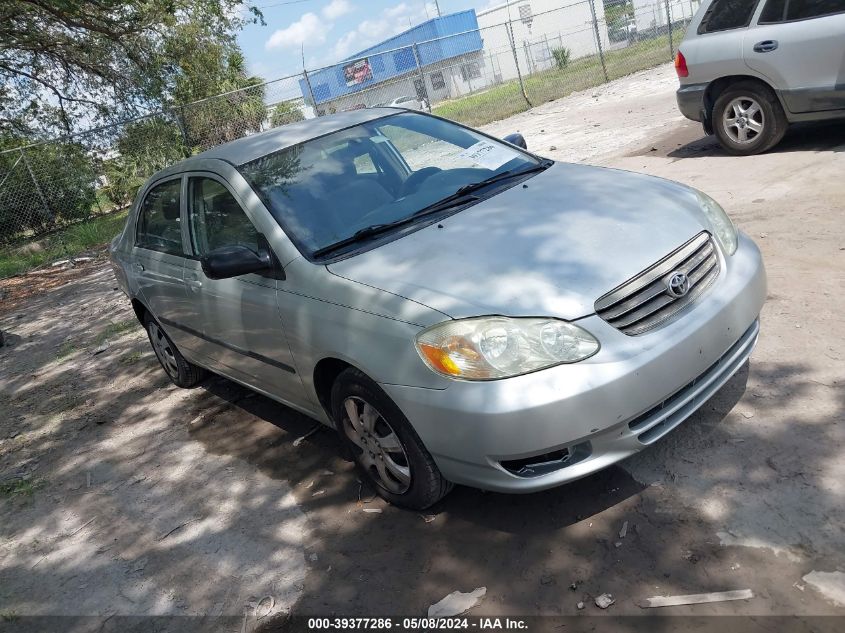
[0,477,44,500]
[0,209,128,279]
[433,35,674,128]
[94,319,136,346]
[120,351,142,365]
[56,341,79,360]
[1,610,20,623]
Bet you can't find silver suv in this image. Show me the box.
[676,0,845,155]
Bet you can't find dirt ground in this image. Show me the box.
[1,64,844,629]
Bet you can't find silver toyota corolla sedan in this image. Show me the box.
[110,108,766,509]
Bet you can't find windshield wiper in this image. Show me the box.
[406,161,551,219]
[312,161,552,259]
[452,161,553,197]
[312,224,403,258]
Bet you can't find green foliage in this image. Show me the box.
[0,0,263,137]
[170,44,267,150]
[271,101,305,128]
[0,209,128,278]
[1,610,20,623]
[103,118,187,207]
[605,1,634,25]
[0,137,97,240]
[0,477,44,499]
[552,47,571,70]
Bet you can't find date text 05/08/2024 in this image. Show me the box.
[307,617,529,630]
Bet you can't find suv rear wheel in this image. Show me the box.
[712,81,787,155]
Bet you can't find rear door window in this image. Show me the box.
[136,178,184,256]
[760,0,844,22]
[699,0,760,32]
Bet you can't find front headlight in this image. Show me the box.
[415,317,599,380]
[696,191,737,255]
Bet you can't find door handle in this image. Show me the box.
[753,40,778,53]
[185,279,202,291]
[132,262,144,273]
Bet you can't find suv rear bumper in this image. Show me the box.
[676,83,708,123]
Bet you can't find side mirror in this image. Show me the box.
[201,245,272,280]
[503,133,527,150]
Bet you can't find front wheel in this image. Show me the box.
[331,368,452,510]
[712,81,787,155]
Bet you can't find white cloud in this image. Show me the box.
[330,2,430,60]
[265,12,328,50]
[322,0,354,20]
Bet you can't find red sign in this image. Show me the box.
[343,58,373,87]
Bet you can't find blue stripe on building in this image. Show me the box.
[300,10,483,107]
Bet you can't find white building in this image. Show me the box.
[476,0,610,83]
[632,0,701,35]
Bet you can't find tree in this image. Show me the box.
[0,0,261,138]
[171,44,267,151]
[271,101,305,128]
[102,117,187,207]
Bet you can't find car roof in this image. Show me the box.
[150,107,403,180]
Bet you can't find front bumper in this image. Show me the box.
[382,232,766,493]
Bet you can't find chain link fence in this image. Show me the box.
[0,0,700,271]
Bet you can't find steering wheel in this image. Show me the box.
[400,167,442,197]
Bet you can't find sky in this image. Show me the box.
[238,0,501,81]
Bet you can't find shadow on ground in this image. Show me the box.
[1,265,843,628]
[629,120,845,160]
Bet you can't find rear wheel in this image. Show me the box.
[712,82,787,155]
[331,368,452,509]
[145,315,206,388]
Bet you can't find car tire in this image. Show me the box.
[712,81,787,156]
[144,314,206,388]
[331,367,453,510]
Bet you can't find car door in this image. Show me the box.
[744,0,845,113]
[181,173,305,405]
[133,176,200,353]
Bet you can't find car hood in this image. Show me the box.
[327,163,710,321]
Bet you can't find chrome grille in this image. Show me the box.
[595,232,720,336]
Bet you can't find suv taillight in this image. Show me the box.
[675,50,689,78]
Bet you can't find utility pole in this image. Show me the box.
[433,0,441,17]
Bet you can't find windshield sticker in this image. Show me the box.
[457,141,520,170]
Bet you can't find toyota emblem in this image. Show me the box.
[666,272,690,298]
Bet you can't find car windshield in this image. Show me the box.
[237,112,542,259]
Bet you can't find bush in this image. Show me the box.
[0,140,97,242]
[271,101,305,127]
[552,47,571,70]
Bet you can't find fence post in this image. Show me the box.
[506,21,532,108]
[411,43,432,112]
[666,0,675,60]
[173,107,192,158]
[588,0,609,83]
[20,148,54,227]
[302,67,319,117]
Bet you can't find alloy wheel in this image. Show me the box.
[148,322,179,379]
[342,396,411,494]
[722,96,765,144]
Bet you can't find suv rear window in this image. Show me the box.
[761,0,844,22]
[698,0,760,32]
